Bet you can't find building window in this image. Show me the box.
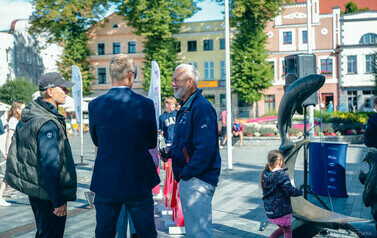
[366,54,376,74]
[97,43,105,55]
[220,61,225,80]
[203,39,213,51]
[282,60,286,77]
[204,95,215,105]
[204,61,214,80]
[220,38,225,50]
[302,30,308,43]
[359,33,377,44]
[128,41,136,54]
[188,62,197,69]
[112,24,119,29]
[98,68,107,84]
[187,41,197,52]
[283,32,292,44]
[113,42,121,54]
[347,55,357,74]
[264,95,275,113]
[269,61,275,70]
[174,41,181,52]
[320,59,333,74]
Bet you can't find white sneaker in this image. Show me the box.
[0,197,11,207]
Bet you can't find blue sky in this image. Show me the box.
[0,0,223,31]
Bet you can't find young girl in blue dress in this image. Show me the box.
[260,150,303,238]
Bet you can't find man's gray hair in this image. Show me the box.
[40,90,47,99]
[175,64,200,86]
[109,54,134,83]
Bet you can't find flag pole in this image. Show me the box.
[225,0,233,170]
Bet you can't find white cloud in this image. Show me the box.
[0,0,33,31]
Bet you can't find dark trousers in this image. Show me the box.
[94,193,157,238]
[28,196,66,238]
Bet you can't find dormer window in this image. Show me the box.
[112,24,119,29]
[359,33,377,44]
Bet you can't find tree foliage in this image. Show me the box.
[29,0,111,95]
[0,78,39,105]
[229,0,286,104]
[342,1,370,14]
[118,0,198,99]
[58,32,93,95]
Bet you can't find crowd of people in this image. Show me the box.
[0,53,305,238]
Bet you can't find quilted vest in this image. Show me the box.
[5,99,77,201]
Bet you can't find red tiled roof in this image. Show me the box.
[295,0,377,14]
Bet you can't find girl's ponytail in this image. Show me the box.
[260,163,270,189]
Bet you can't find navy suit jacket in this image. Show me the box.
[89,87,160,197]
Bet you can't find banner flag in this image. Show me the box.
[148,61,161,126]
[71,65,82,125]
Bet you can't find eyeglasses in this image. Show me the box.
[131,71,137,79]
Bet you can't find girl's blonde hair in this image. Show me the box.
[260,150,284,188]
[7,101,25,122]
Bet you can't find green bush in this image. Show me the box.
[259,127,276,136]
[0,78,38,105]
[244,124,259,135]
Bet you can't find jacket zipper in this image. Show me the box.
[183,147,189,163]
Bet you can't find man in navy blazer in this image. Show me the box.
[89,54,160,238]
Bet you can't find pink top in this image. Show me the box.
[221,110,227,126]
[268,213,292,227]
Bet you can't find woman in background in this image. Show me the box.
[0,101,25,207]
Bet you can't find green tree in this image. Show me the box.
[118,0,198,99]
[0,78,39,105]
[58,31,94,95]
[29,0,111,95]
[229,0,286,104]
[342,1,370,14]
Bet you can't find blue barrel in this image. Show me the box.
[309,142,348,198]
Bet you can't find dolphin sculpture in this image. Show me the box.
[277,74,325,153]
[359,148,377,222]
[276,74,377,237]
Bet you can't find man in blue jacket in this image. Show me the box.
[89,54,160,238]
[171,64,221,237]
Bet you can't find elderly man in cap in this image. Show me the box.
[6,72,77,238]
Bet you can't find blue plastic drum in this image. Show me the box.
[309,141,348,197]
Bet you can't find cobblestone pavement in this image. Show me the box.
[0,134,373,237]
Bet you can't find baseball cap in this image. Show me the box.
[39,72,75,91]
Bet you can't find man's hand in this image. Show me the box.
[53,204,67,217]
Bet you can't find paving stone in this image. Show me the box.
[0,134,375,237]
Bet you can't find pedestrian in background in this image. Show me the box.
[364,97,377,148]
[260,150,302,238]
[6,72,77,237]
[89,54,159,238]
[0,101,25,207]
[159,96,177,148]
[171,64,221,237]
[232,118,244,147]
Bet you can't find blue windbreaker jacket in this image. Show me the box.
[171,89,221,187]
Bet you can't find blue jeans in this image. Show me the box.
[116,204,136,237]
[94,193,157,238]
[179,177,216,238]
